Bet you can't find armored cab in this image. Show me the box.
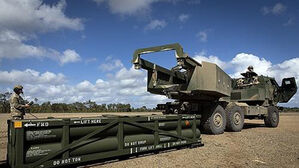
[227,74,297,129]
[231,76,297,105]
[132,43,297,135]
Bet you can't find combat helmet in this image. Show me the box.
[13,85,23,93]
[248,65,253,71]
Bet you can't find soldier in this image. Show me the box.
[9,85,30,119]
[241,66,257,78]
[241,66,258,85]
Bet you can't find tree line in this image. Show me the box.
[281,107,299,112]
[0,92,156,113]
[2,92,299,113]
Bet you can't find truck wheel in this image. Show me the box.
[264,106,279,127]
[202,105,226,134]
[226,106,244,132]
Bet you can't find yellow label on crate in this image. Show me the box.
[14,121,22,128]
[185,120,190,126]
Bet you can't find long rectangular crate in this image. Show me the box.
[7,114,203,168]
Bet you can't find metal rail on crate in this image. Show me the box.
[7,115,202,168]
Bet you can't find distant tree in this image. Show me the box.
[0,92,12,113]
[282,107,299,112]
[41,101,52,113]
[72,102,86,112]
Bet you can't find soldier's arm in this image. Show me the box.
[12,97,26,110]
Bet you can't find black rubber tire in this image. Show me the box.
[225,105,244,132]
[202,105,226,135]
[264,106,279,127]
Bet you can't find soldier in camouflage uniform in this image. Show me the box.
[240,66,258,85]
[9,85,30,119]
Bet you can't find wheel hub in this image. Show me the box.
[213,113,223,128]
[233,112,241,125]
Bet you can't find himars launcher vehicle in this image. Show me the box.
[132,43,297,134]
[5,44,297,168]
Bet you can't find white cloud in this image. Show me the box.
[268,58,299,83]
[230,53,272,78]
[108,0,154,15]
[99,57,124,71]
[262,3,286,15]
[193,51,228,70]
[0,59,168,108]
[93,0,193,16]
[0,31,81,65]
[114,67,147,96]
[59,49,81,65]
[0,0,83,64]
[94,0,155,15]
[95,79,109,88]
[0,30,47,60]
[194,52,274,78]
[145,19,167,30]
[283,17,294,26]
[271,3,287,15]
[196,31,208,42]
[178,14,190,22]
[76,80,96,93]
[115,66,144,80]
[94,0,187,16]
[93,0,200,15]
[0,0,83,34]
[0,69,66,85]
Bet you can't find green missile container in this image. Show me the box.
[7,114,203,168]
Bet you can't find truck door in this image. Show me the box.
[278,77,297,103]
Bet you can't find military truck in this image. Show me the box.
[132,43,297,134]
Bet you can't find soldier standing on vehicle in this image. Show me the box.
[240,65,258,84]
[9,85,30,119]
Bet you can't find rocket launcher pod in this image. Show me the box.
[132,43,231,101]
[7,114,202,168]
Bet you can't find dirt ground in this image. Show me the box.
[1,112,299,168]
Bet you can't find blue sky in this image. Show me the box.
[0,0,298,107]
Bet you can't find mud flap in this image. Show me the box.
[278,77,297,103]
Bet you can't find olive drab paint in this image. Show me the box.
[132,43,297,134]
[7,114,202,168]
[231,77,297,105]
[132,43,297,111]
[132,43,231,101]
